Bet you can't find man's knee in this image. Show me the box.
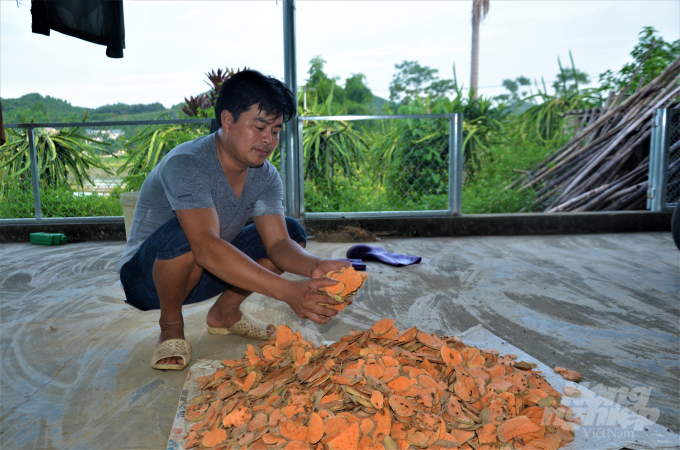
[155,250,200,272]
[155,218,200,260]
[255,256,284,275]
[285,217,307,246]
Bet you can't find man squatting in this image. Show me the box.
[114,70,349,370]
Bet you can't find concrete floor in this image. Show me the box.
[1,232,678,450]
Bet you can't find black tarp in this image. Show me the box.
[31,0,125,58]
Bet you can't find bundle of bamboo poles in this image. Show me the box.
[508,56,680,212]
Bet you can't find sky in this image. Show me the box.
[1,0,679,110]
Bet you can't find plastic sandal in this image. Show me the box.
[207,312,276,340]
[151,338,192,370]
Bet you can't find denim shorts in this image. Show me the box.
[119,215,306,311]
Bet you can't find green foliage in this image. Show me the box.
[301,60,514,213]
[302,84,512,213]
[301,84,368,188]
[116,115,210,191]
[182,67,246,118]
[389,61,455,104]
[1,115,111,190]
[301,57,379,115]
[299,50,600,215]
[301,112,562,215]
[384,99,450,200]
[553,51,591,97]
[510,53,602,144]
[89,102,171,120]
[462,131,570,214]
[304,175,447,213]
[513,93,587,143]
[505,76,531,96]
[2,93,85,123]
[496,76,535,113]
[345,74,374,115]
[0,182,123,219]
[599,27,680,95]
[304,56,346,115]
[384,114,450,201]
[393,88,507,168]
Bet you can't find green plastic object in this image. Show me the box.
[30,232,67,245]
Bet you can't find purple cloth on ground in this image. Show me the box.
[346,245,422,267]
[335,258,366,271]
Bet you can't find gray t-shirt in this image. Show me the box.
[114,133,284,273]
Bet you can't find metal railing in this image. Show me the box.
[648,108,680,211]
[1,119,212,224]
[286,113,463,219]
[1,114,462,224]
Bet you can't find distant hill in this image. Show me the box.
[372,95,393,113]
[1,92,395,125]
[1,93,185,124]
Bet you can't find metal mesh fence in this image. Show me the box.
[301,116,451,214]
[2,116,452,220]
[1,121,213,219]
[0,162,35,219]
[666,109,680,207]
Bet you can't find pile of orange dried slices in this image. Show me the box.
[319,267,368,311]
[184,319,579,450]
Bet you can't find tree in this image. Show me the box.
[553,52,590,97]
[345,74,372,105]
[345,73,373,115]
[302,58,376,115]
[307,57,345,106]
[470,0,490,99]
[599,26,680,95]
[427,79,457,98]
[496,76,531,102]
[302,56,347,114]
[389,61,455,104]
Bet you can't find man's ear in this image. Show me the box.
[220,110,234,132]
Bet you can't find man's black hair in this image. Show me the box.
[215,70,296,127]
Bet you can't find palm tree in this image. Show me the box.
[470,0,490,99]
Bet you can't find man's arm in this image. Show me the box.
[253,214,349,279]
[176,208,344,324]
[253,214,353,317]
[253,214,353,316]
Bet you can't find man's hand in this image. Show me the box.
[311,259,351,278]
[284,277,347,325]
[311,259,357,306]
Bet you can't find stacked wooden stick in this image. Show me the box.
[508,57,680,212]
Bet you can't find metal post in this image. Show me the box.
[28,126,42,220]
[298,118,305,216]
[648,109,669,212]
[282,0,300,218]
[449,113,463,215]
